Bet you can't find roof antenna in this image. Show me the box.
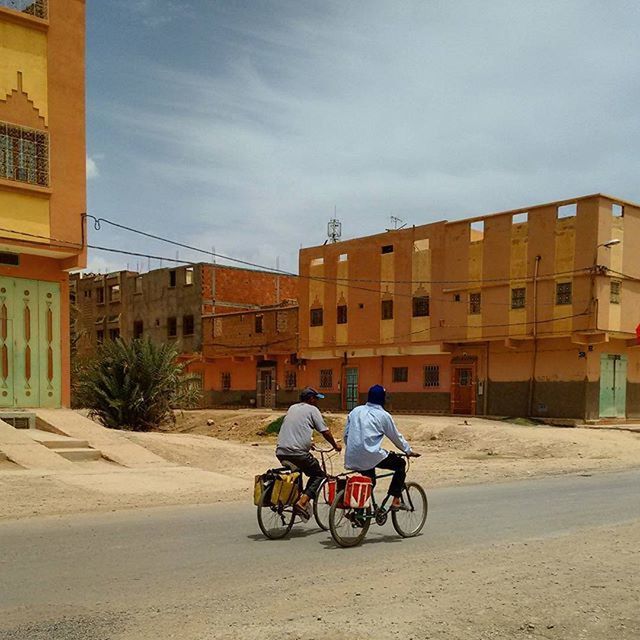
[327,207,342,243]
[386,214,407,231]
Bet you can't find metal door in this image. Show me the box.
[599,354,627,418]
[451,366,476,414]
[256,367,276,409]
[0,277,61,408]
[345,367,359,410]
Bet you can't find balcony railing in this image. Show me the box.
[0,0,47,20]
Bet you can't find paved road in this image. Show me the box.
[1,469,639,638]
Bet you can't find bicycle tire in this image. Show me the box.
[257,489,295,539]
[328,489,371,548]
[313,478,331,531]
[391,482,428,538]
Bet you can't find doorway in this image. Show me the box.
[451,364,476,415]
[256,366,276,409]
[0,277,61,408]
[599,354,627,418]
[345,367,359,410]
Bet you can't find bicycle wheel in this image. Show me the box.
[313,479,332,531]
[328,489,371,548]
[257,490,295,539]
[391,482,428,538]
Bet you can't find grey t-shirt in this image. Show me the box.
[276,402,328,456]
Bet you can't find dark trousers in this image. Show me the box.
[361,452,406,498]
[276,452,326,499]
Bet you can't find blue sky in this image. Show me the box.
[85,0,640,273]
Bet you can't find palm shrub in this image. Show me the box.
[75,338,201,431]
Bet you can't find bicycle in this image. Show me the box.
[256,444,340,539]
[328,454,428,548]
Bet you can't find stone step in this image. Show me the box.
[38,438,90,450]
[52,448,102,462]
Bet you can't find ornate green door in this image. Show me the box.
[599,354,627,418]
[0,277,61,408]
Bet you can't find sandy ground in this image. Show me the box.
[1,409,639,521]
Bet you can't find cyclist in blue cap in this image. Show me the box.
[344,384,420,510]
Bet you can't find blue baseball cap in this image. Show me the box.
[300,387,325,400]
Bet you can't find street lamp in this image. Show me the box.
[597,239,621,249]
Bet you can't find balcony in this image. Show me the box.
[0,1,47,20]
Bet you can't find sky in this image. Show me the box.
[85,0,640,274]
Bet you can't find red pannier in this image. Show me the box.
[344,474,373,509]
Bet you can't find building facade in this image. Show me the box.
[0,0,86,408]
[192,303,299,408]
[71,262,297,360]
[298,194,640,420]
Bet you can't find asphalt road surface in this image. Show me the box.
[1,469,639,639]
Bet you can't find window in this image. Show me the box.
[320,369,333,389]
[285,370,297,389]
[169,270,177,287]
[612,203,624,218]
[96,329,104,344]
[96,287,105,304]
[381,245,394,254]
[610,280,621,304]
[109,328,120,341]
[392,367,408,383]
[339,253,348,262]
[470,220,484,241]
[0,252,19,266]
[381,299,394,320]
[310,308,323,327]
[255,314,263,334]
[185,267,194,285]
[135,276,143,294]
[454,293,461,302]
[2,1,48,19]
[167,316,177,338]
[511,287,526,310]
[221,372,231,391]
[84,289,92,299]
[108,284,120,303]
[183,314,195,336]
[133,320,143,339]
[424,365,440,388]
[412,296,429,317]
[337,305,348,324]
[0,122,49,187]
[557,203,577,219]
[469,293,481,314]
[512,212,528,224]
[556,282,572,305]
[276,311,288,333]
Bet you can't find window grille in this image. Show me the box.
[381,299,394,320]
[310,308,323,327]
[319,369,333,389]
[610,280,621,304]
[0,122,49,186]
[424,365,440,388]
[469,293,481,314]
[221,372,231,391]
[285,370,297,390]
[0,1,47,19]
[337,305,348,324]
[555,282,572,305]
[511,287,526,309]
[183,315,195,336]
[412,296,429,317]
[392,367,408,383]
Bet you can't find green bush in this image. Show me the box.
[74,338,201,431]
[264,416,285,435]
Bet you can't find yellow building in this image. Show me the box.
[0,0,86,408]
[299,194,640,421]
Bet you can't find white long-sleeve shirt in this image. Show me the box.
[344,402,412,470]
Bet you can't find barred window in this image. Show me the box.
[320,369,333,389]
[610,280,621,304]
[556,282,572,305]
[412,295,430,317]
[221,372,231,391]
[0,122,49,187]
[337,305,348,324]
[285,370,297,389]
[310,308,323,327]
[381,299,394,320]
[511,287,526,309]
[469,293,481,315]
[392,367,408,383]
[255,314,263,334]
[424,365,440,388]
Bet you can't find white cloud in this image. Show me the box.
[86,155,99,180]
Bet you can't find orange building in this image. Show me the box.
[298,194,640,421]
[0,0,86,408]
